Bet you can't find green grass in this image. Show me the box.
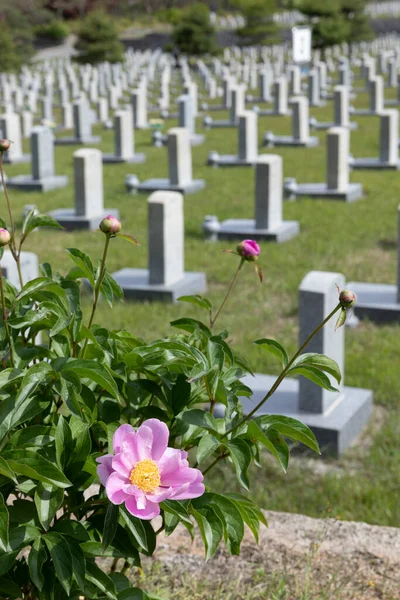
[3,77,400,528]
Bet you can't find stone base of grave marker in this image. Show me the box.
[133,178,205,195]
[384,99,400,106]
[152,132,205,147]
[54,135,101,145]
[309,119,358,131]
[48,208,120,231]
[1,251,39,290]
[221,374,373,456]
[111,268,207,303]
[346,282,400,324]
[205,217,300,243]
[200,103,225,112]
[253,108,291,117]
[102,153,146,165]
[350,108,379,117]
[263,132,319,148]
[2,153,31,165]
[284,179,363,203]
[203,117,237,129]
[7,175,68,192]
[207,152,257,167]
[349,156,400,170]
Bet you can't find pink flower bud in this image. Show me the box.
[0,228,11,247]
[99,215,121,234]
[236,239,260,262]
[339,289,356,308]
[0,139,11,152]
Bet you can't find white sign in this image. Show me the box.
[292,26,312,64]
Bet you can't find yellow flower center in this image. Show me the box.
[129,459,160,493]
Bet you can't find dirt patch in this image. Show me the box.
[149,511,400,599]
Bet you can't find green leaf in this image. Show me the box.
[102,503,119,552]
[85,561,118,600]
[28,537,47,591]
[224,439,251,490]
[191,506,223,560]
[43,532,73,595]
[207,338,225,373]
[68,416,92,466]
[247,421,289,472]
[254,338,289,367]
[171,374,191,415]
[288,365,339,392]
[178,295,212,313]
[52,520,90,541]
[59,359,119,399]
[170,318,212,338]
[119,507,149,552]
[289,353,341,384]
[7,451,71,488]
[0,576,20,598]
[23,214,63,237]
[0,493,9,552]
[81,540,126,558]
[15,361,54,406]
[34,483,64,531]
[257,415,320,454]
[0,458,17,484]
[180,409,218,433]
[55,416,73,470]
[6,425,54,450]
[115,232,140,245]
[0,551,18,577]
[196,434,220,464]
[194,493,244,555]
[65,538,86,590]
[66,248,95,287]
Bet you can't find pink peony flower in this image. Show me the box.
[236,239,260,262]
[99,215,121,234]
[0,228,11,247]
[96,419,205,520]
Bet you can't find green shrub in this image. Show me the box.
[0,24,21,73]
[74,11,124,65]
[35,20,69,41]
[172,3,217,56]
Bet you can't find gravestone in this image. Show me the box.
[178,94,204,146]
[132,128,205,194]
[351,76,384,116]
[310,85,358,131]
[255,77,289,116]
[48,148,118,230]
[132,87,148,129]
[96,97,109,123]
[203,154,299,243]
[7,126,68,191]
[284,127,363,202]
[55,98,101,145]
[103,109,145,164]
[204,83,245,128]
[112,191,206,302]
[21,111,33,138]
[348,205,400,323]
[308,69,324,106]
[235,271,373,455]
[62,103,73,129]
[349,109,400,169]
[264,97,318,147]
[0,113,30,164]
[1,251,39,290]
[207,110,259,167]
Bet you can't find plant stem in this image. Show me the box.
[223,303,342,438]
[0,154,23,289]
[81,235,110,358]
[0,263,14,367]
[210,259,244,329]
[202,452,229,476]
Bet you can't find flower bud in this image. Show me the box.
[0,139,11,152]
[99,215,121,234]
[236,239,260,262]
[339,289,356,308]
[0,228,11,247]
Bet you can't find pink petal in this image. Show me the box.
[125,495,160,520]
[113,424,135,453]
[105,472,129,505]
[147,487,173,503]
[96,454,113,486]
[135,424,154,461]
[169,470,205,500]
[158,448,188,477]
[111,454,131,478]
[141,419,169,461]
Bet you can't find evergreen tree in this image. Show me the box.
[236,0,280,46]
[340,0,373,44]
[74,11,124,64]
[172,4,217,56]
[0,24,21,72]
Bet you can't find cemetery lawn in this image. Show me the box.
[7,86,399,529]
